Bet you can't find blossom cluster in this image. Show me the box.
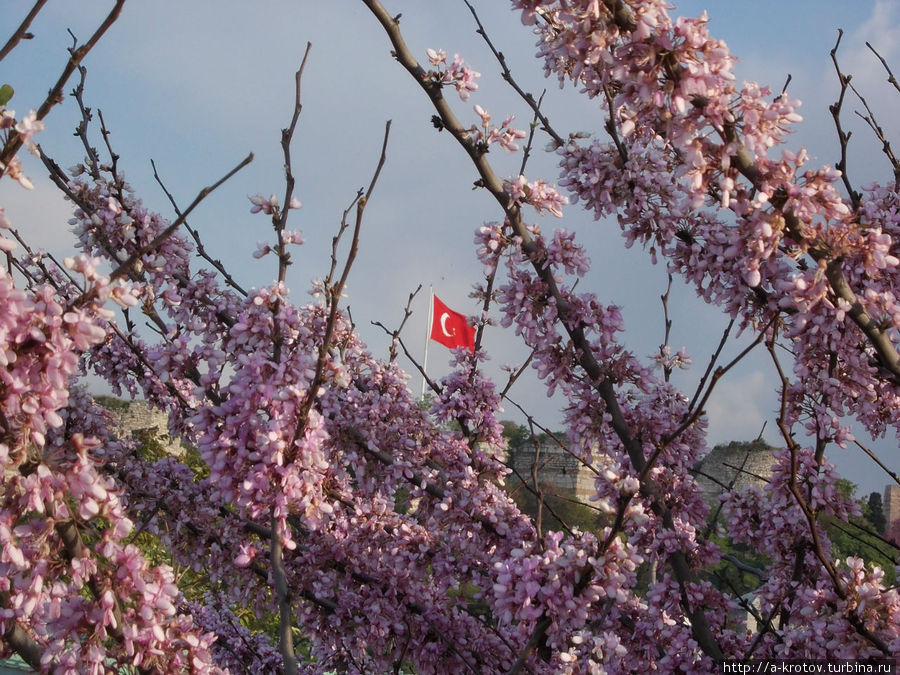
[0,259,223,670]
[426,49,529,154]
[7,152,544,670]
[472,105,528,152]
[501,0,900,666]
[2,0,899,671]
[0,107,43,190]
[425,48,481,101]
[505,175,569,218]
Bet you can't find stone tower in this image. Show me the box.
[693,440,775,504]
[508,441,595,502]
[885,484,900,530]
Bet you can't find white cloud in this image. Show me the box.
[815,0,900,184]
[845,0,900,73]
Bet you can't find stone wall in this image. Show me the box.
[509,442,595,502]
[99,401,778,510]
[692,440,775,504]
[509,439,778,506]
[885,484,900,530]
[102,399,185,456]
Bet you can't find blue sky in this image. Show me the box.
[2,1,898,495]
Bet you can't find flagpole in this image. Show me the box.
[422,285,433,400]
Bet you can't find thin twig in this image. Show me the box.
[0,0,125,175]
[499,351,535,400]
[848,82,900,185]
[70,62,103,178]
[362,1,727,662]
[275,42,313,285]
[518,92,545,177]
[662,314,775,447]
[0,0,48,63]
[854,439,900,486]
[151,159,248,296]
[373,284,422,363]
[866,41,900,94]
[108,154,253,284]
[685,321,733,416]
[828,31,862,210]
[828,519,898,561]
[658,274,674,382]
[372,319,443,395]
[462,0,566,150]
[292,121,392,455]
[721,554,768,581]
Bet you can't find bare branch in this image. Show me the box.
[518,92,545,176]
[373,284,422,363]
[151,159,248,296]
[462,0,566,150]
[275,42,313,285]
[829,30,862,209]
[1,595,45,669]
[721,554,769,581]
[854,439,900,486]
[499,351,535,400]
[0,0,126,175]
[848,83,900,185]
[292,120,391,454]
[866,41,900,95]
[271,513,299,675]
[658,274,674,382]
[663,315,774,448]
[0,0,48,63]
[373,318,444,394]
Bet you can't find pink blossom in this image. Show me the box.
[1,2,898,670]
[248,193,279,215]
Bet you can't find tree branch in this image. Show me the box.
[271,512,298,675]
[292,120,391,453]
[0,0,125,175]
[0,0,48,63]
[362,0,726,663]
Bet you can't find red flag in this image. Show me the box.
[430,295,475,352]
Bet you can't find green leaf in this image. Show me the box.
[0,84,13,106]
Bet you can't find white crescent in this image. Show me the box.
[440,312,453,337]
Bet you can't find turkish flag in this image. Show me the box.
[430,295,475,352]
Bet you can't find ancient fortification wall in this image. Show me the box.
[102,399,185,456]
[510,439,776,505]
[692,440,775,504]
[100,400,775,509]
[885,484,900,529]
[509,442,595,502]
